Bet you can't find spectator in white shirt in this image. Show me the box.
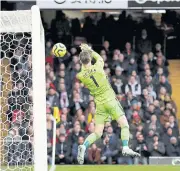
[125,76,141,97]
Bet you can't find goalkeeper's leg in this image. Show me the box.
[77,124,104,164]
[110,99,140,157]
[117,115,140,157]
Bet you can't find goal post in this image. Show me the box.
[32,5,47,171]
[0,5,47,171]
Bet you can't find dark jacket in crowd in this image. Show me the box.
[148,141,165,156]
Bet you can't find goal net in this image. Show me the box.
[0,6,47,171]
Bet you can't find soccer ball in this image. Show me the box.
[52,43,67,57]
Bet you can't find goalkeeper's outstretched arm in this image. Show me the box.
[91,50,104,68]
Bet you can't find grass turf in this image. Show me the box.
[1,165,180,171]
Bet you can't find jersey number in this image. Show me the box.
[90,75,99,87]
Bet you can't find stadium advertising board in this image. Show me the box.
[128,0,180,8]
[149,157,180,165]
[37,0,180,9]
[37,0,128,9]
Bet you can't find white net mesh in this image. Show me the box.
[1,13,34,171]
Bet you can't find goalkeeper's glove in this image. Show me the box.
[80,43,92,52]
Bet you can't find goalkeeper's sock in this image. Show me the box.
[83,133,100,148]
[121,125,130,147]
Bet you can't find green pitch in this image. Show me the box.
[1,165,180,171]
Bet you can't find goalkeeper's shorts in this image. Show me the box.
[94,99,125,125]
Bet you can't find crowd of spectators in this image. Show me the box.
[2,10,180,165]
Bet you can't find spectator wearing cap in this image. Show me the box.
[132,134,149,165]
[148,133,165,157]
[114,66,126,85]
[125,76,141,97]
[166,137,180,157]
[55,133,71,164]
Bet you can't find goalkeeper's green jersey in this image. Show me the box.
[77,51,116,105]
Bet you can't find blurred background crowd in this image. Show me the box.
[1,5,180,165]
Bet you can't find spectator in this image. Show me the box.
[126,100,144,121]
[118,53,129,72]
[162,127,175,146]
[101,134,119,164]
[144,115,163,136]
[130,112,143,136]
[127,57,138,75]
[46,87,60,108]
[137,29,152,55]
[60,114,72,131]
[72,136,85,164]
[169,115,179,136]
[70,91,86,113]
[157,75,172,95]
[160,109,171,126]
[133,134,149,165]
[114,66,126,84]
[144,104,156,122]
[148,133,165,156]
[55,134,71,164]
[139,54,151,72]
[87,143,101,164]
[166,137,180,156]
[123,42,136,60]
[51,11,70,43]
[125,76,141,97]
[58,83,69,108]
[68,124,85,145]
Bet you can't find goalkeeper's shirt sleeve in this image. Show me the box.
[92,51,104,68]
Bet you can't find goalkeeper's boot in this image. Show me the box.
[122,147,141,157]
[77,145,86,165]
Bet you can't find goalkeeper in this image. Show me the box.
[77,44,140,164]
